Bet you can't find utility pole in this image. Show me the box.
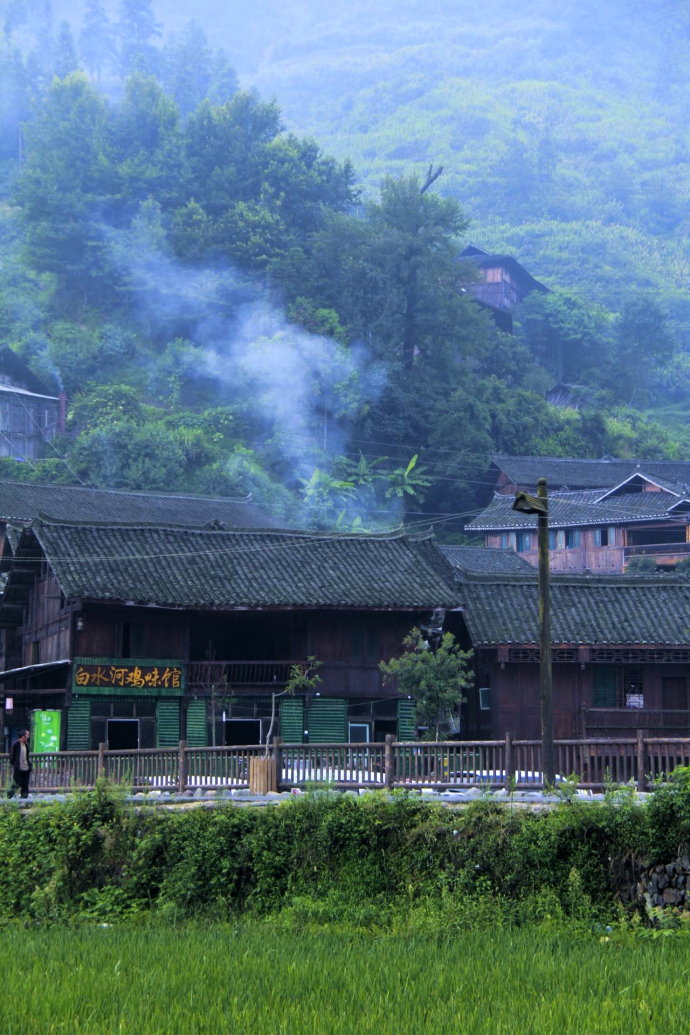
[512,477,554,785]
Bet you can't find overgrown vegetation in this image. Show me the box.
[3,774,690,1029]
[2,772,690,926]
[2,2,690,536]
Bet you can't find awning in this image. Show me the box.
[0,659,70,683]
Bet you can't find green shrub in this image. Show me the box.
[0,781,683,927]
[645,766,690,860]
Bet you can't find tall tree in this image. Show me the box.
[161,21,213,117]
[117,0,161,79]
[515,289,612,387]
[53,21,78,79]
[79,0,115,82]
[611,297,676,405]
[364,174,469,369]
[109,75,183,215]
[13,72,113,309]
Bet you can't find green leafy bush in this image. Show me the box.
[1,781,685,927]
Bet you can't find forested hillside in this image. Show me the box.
[0,1,688,537]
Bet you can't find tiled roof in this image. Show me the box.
[0,481,278,529]
[0,346,57,397]
[460,573,690,646]
[491,455,690,491]
[14,521,461,609]
[466,488,688,532]
[460,248,548,293]
[440,546,534,574]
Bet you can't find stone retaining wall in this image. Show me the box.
[614,844,690,914]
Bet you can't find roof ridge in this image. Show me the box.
[30,517,430,543]
[458,569,690,586]
[0,479,255,505]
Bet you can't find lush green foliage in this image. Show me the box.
[0,779,688,925]
[1,781,690,1031]
[380,627,473,738]
[2,2,690,534]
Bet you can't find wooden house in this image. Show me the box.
[0,520,463,751]
[467,455,690,573]
[459,569,690,740]
[0,481,282,706]
[460,246,549,332]
[0,347,64,460]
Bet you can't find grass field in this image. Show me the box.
[1,922,689,1033]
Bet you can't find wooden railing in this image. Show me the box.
[625,541,690,558]
[4,733,690,794]
[584,708,690,736]
[187,660,296,689]
[281,743,386,786]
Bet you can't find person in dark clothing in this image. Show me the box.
[7,729,31,798]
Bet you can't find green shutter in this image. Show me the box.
[397,699,417,741]
[280,697,305,742]
[592,666,617,708]
[186,700,208,746]
[307,697,347,742]
[156,700,180,747]
[67,699,91,750]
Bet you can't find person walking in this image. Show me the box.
[7,729,31,798]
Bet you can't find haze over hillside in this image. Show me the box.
[42,1,690,336]
[1,0,689,534]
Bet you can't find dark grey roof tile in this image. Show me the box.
[22,521,461,609]
[0,481,278,529]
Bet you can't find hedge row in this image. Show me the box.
[1,775,690,923]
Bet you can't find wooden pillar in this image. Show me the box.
[636,729,647,792]
[178,739,187,793]
[537,478,555,786]
[385,733,395,790]
[272,736,282,789]
[504,731,513,791]
[97,741,108,782]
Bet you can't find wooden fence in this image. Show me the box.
[2,733,690,794]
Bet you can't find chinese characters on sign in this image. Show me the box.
[73,659,185,696]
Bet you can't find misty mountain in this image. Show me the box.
[1,0,689,536]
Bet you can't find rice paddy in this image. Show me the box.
[1,922,688,1033]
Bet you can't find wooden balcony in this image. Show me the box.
[187,660,387,697]
[187,660,296,690]
[624,541,690,560]
[583,707,690,737]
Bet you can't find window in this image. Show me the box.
[479,687,491,710]
[592,665,644,708]
[515,532,531,552]
[565,530,581,548]
[500,533,516,549]
[595,527,621,547]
